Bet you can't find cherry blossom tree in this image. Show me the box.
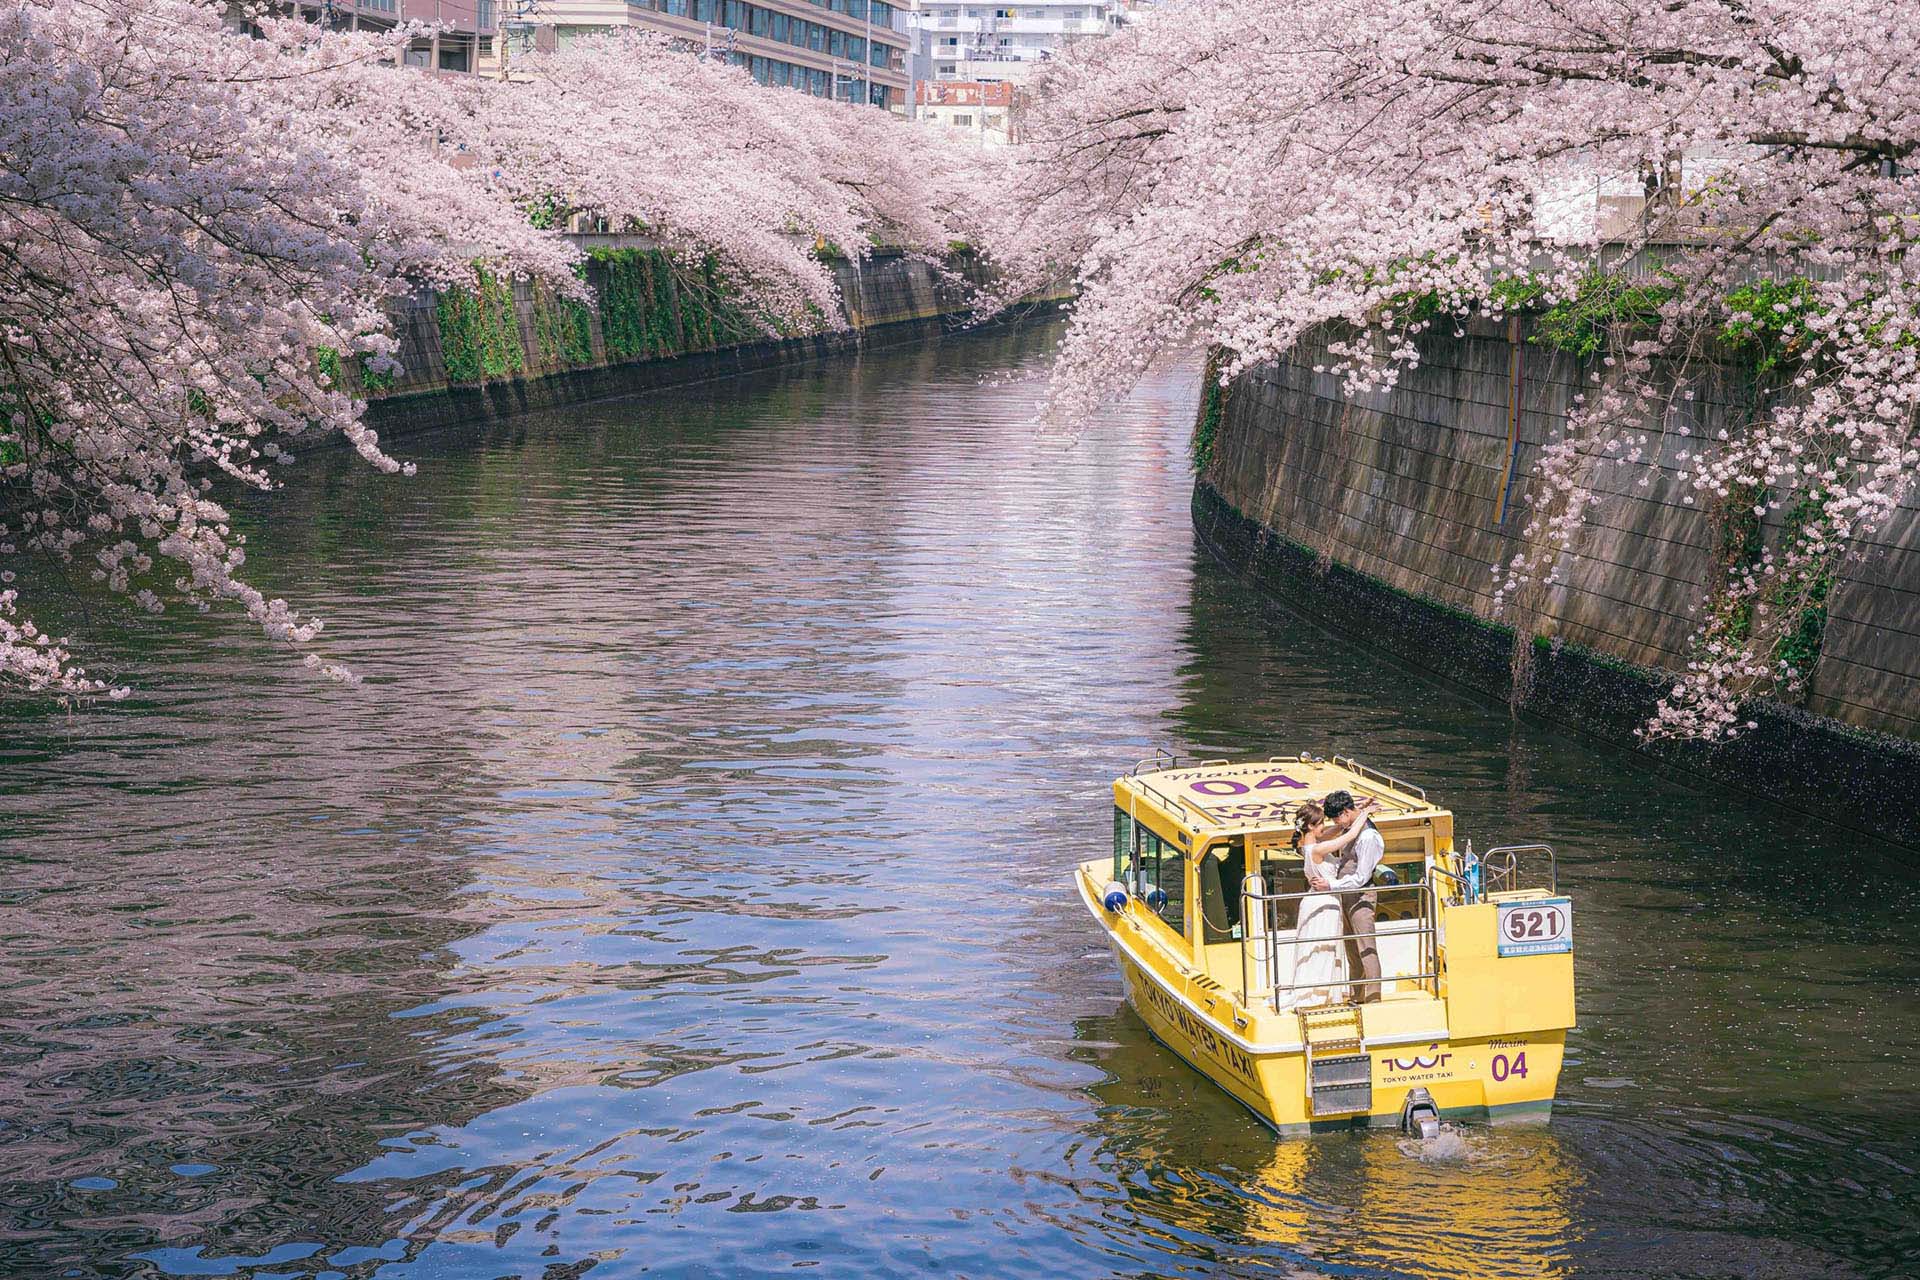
[1002,0,1920,742]
[0,0,577,696]
[1,5,996,698]
[468,33,1007,327]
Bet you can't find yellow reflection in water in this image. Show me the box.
[1085,1016,1580,1279]
[1235,1121,1579,1278]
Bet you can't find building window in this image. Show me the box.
[953,113,972,125]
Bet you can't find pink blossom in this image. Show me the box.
[0,7,997,696]
[996,0,1920,743]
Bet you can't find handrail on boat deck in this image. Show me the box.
[1331,756,1427,801]
[1136,781,1189,819]
[1481,844,1558,896]
[1238,879,1441,1013]
[1426,862,1473,901]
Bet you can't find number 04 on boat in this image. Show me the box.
[1075,755,1575,1132]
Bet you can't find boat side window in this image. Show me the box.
[1115,808,1185,936]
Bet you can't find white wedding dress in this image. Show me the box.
[1281,854,1349,1009]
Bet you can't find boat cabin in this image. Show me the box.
[1112,754,1454,1002]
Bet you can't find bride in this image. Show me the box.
[1278,799,1372,1009]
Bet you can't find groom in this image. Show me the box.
[1309,789,1383,1004]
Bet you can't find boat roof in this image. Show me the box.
[1114,754,1449,840]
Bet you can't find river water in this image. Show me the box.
[3,320,1915,1279]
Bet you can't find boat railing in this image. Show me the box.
[1481,844,1558,896]
[1331,756,1427,801]
[1238,879,1441,1013]
[1426,862,1473,903]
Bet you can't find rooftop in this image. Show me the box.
[1116,754,1447,837]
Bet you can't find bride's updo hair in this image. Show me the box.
[1292,801,1326,851]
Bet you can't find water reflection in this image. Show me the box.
[1074,1006,1580,1279]
[0,319,1914,1278]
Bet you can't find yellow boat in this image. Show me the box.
[1075,753,1575,1133]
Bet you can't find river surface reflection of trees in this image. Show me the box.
[0,320,1913,1278]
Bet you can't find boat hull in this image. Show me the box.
[1083,870,1565,1133]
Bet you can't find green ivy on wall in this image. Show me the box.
[532,281,596,370]
[684,257,757,350]
[437,266,526,384]
[1719,277,1824,373]
[594,248,681,360]
[316,346,343,389]
[314,342,399,397]
[1698,480,1835,695]
[1193,348,1227,471]
[1704,480,1769,646]
[1530,272,1677,358]
[593,248,764,361]
[1773,491,1835,681]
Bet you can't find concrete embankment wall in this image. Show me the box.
[1195,316,1920,843]
[360,248,1009,439]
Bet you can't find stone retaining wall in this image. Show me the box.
[362,248,1002,439]
[1198,316,1920,840]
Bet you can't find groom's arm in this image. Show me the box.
[1325,825,1385,891]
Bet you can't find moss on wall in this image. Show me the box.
[437,267,526,384]
[531,280,596,370]
[1193,348,1228,472]
[595,248,679,361]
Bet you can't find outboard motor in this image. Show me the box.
[1399,1087,1441,1139]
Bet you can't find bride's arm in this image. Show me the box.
[1304,821,1365,888]
[1309,823,1366,857]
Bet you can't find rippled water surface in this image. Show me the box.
[4,321,1917,1279]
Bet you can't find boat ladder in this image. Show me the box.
[1300,1007,1371,1117]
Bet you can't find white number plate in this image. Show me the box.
[1496,898,1573,957]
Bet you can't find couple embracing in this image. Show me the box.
[1284,790,1384,1007]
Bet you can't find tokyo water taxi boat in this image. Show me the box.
[1075,753,1575,1133]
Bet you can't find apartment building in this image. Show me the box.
[488,0,910,107]
[911,1,1122,85]
[291,0,498,74]
[916,79,1018,145]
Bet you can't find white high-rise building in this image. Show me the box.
[910,2,1124,85]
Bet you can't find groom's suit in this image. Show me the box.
[1326,820,1385,1004]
